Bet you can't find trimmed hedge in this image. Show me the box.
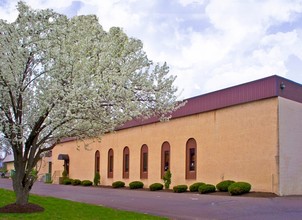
[228,182,251,195]
[149,183,164,191]
[216,180,235,192]
[112,181,125,188]
[189,182,205,192]
[81,180,93,186]
[71,179,82,186]
[63,178,72,185]
[198,184,216,194]
[173,185,188,193]
[129,181,144,189]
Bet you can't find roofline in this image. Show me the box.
[117,75,302,131]
[2,154,14,163]
[59,137,77,144]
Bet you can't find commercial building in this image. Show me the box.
[52,75,302,195]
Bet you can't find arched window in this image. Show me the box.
[108,148,114,178]
[140,144,148,179]
[95,150,100,174]
[161,141,170,178]
[186,138,197,179]
[123,147,130,179]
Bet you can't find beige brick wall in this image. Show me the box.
[52,97,279,193]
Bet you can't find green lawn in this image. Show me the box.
[0,189,167,220]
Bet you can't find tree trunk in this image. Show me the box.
[14,186,30,205]
[12,172,32,205]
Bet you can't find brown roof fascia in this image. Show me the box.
[59,137,77,144]
[117,75,302,131]
[275,76,302,103]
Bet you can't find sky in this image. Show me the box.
[1,0,302,99]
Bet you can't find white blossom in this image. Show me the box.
[0,2,181,201]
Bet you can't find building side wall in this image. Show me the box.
[279,97,302,195]
[3,158,50,180]
[52,98,279,193]
[36,157,51,181]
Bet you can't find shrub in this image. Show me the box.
[198,184,216,194]
[149,183,164,191]
[60,170,68,184]
[189,182,205,192]
[129,181,144,189]
[63,178,72,185]
[0,168,7,173]
[81,180,93,186]
[0,170,8,178]
[93,172,100,186]
[62,170,68,178]
[163,170,172,189]
[71,179,82,186]
[173,185,188,193]
[228,182,251,196]
[112,181,125,188]
[216,180,236,192]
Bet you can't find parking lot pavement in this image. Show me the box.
[1,178,302,219]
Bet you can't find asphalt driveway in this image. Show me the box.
[1,178,302,219]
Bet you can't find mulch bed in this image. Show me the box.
[0,203,44,213]
[206,191,277,198]
[98,185,278,198]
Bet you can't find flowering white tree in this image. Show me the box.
[0,2,180,206]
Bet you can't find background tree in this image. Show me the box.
[0,2,181,206]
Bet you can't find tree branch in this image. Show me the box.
[24,103,55,159]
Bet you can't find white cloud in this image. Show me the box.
[177,0,206,7]
[0,1,19,22]
[22,0,72,10]
[0,0,75,22]
[78,0,154,32]
[1,0,302,99]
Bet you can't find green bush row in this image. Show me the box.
[62,178,92,186]
[172,183,215,194]
[216,180,251,195]
[111,181,164,191]
[61,177,251,195]
[107,180,251,196]
[174,180,252,195]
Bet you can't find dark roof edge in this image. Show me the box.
[275,76,302,103]
[59,137,77,144]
